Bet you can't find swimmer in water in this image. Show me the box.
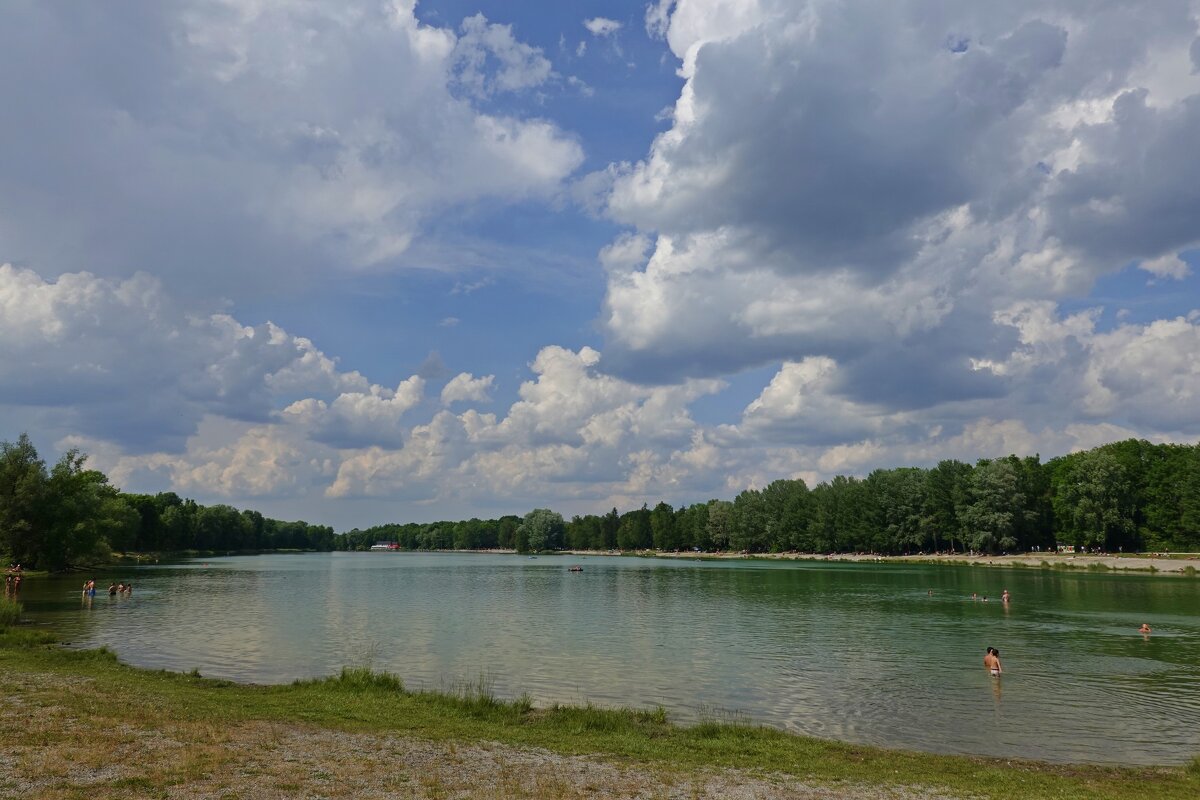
[1002,589,1010,603]
[1139,623,1152,634]
[984,647,1002,676]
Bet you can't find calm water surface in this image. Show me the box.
[18,553,1200,764]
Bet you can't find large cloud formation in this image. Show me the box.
[602,1,1200,391]
[2,0,1199,524]
[0,0,581,288]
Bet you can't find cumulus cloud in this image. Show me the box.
[594,0,1200,400]
[1139,252,1192,280]
[9,260,1196,512]
[0,0,582,286]
[6,1,1200,521]
[441,373,495,405]
[283,377,425,449]
[0,265,366,451]
[741,357,907,445]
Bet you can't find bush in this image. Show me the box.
[0,596,22,628]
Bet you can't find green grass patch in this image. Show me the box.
[0,596,22,628]
[1,632,1197,799]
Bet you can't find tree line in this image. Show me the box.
[341,439,1200,556]
[1,434,335,570]
[4,433,1198,570]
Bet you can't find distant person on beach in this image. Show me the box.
[984,647,1002,676]
[1139,623,1152,634]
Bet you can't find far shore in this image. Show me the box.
[16,547,1196,577]
[550,548,1200,575]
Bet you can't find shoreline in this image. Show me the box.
[2,626,1197,799]
[555,549,1200,575]
[15,548,1198,577]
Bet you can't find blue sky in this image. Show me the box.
[2,1,1199,529]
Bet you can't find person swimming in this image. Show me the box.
[984,647,1002,676]
[1139,623,1152,634]
[1002,589,1011,603]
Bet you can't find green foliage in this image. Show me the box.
[0,596,21,628]
[328,666,405,692]
[0,434,336,570]
[518,508,565,553]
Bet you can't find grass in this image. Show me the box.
[1,628,1198,799]
[0,596,21,628]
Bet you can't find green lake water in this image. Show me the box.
[15,552,1200,765]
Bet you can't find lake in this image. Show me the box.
[16,552,1200,765]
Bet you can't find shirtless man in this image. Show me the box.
[1002,589,1011,603]
[1139,623,1152,634]
[984,647,1002,676]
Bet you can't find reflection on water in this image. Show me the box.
[18,552,1200,765]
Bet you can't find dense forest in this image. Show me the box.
[3,433,1198,571]
[340,439,1200,556]
[0,434,335,570]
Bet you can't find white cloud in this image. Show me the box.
[0,265,367,450]
[1139,253,1192,280]
[741,357,904,444]
[454,13,555,98]
[0,1,583,283]
[11,261,1197,514]
[283,377,425,449]
[584,17,623,37]
[594,0,1200,401]
[441,373,495,405]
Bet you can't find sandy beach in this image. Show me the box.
[564,549,1200,575]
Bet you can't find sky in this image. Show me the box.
[2,0,1199,530]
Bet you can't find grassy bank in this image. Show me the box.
[1,628,1197,799]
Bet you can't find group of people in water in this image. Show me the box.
[4,563,22,596]
[975,587,1155,679]
[80,579,133,598]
